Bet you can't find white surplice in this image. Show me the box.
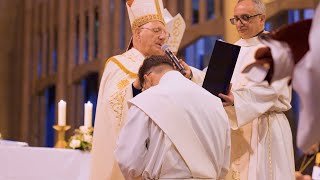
[224,37,295,180]
[115,71,231,180]
[91,48,205,180]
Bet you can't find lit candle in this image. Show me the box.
[84,101,93,127]
[58,100,66,126]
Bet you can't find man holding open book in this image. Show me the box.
[218,0,295,179]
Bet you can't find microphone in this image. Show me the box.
[161,44,186,76]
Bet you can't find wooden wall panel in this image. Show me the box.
[167,0,178,15]
[184,0,192,27]
[199,0,207,23]
[56,0,68,123]
[41,2,48,78]
[67,0,77,132]
[78,0,85,65]
[88,0,94,62]
[98,0,111,80]
[113,0,121,54]
[48,0,54,75]
[20,0,33,142]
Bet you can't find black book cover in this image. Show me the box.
[202,40,241,99]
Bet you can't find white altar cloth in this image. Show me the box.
[0,146,91,180]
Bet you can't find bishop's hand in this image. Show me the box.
[179,59,193,80]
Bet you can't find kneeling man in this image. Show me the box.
[115,56,231,180]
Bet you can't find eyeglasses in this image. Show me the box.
[230,14,261,25]
[140,27,171,39]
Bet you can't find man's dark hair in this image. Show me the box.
[138,55,174,88]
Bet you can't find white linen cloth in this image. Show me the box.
[0,146,91,180]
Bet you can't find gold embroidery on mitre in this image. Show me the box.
[168,18,183,48]
[130,0,164,31]
[132,14,164,31]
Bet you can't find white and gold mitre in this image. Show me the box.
[163,9,186,53]
[126,0,165,31]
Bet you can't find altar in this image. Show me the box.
[0,145,91,180]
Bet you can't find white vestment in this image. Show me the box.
[242,3,320,152]
[294,4,320,151]
[115,71,231,180]
[224,37,295,180]
[91,48,205,180]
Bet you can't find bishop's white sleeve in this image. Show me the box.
[114,105,150,180]
[190,66,206,85]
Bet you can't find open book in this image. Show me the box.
[202,40,241,100]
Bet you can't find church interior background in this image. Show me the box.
[0,0,318,160]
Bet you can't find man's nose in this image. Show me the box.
[236,19,244,26]
[236,21,245,29]
[158,33,166,40]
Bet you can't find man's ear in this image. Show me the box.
[260,14,266,24]
[143,74,148,83]
[133,28,141,40]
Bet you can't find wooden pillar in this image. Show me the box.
[32,2,39,102]
[21,0,33,142]
[199,0,207,23]
[31,0,40,146]
[41,2,48,78]
[88,0,95,62]
[79,0,85,65]
[48,0,55,75]
[67,0,77,132]
[98,0,111,80]
[11,0,25,140]
[215,0,222,18]
[113,0,121,53]
[184,0,193,27]
[167,0,178,15]
[223,0,239,43]
[56,0,68,124]
[124,1,132,49]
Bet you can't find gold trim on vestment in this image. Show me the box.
[105,57,138,78]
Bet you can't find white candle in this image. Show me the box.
[58,100,66,126]
[84,101,93,127]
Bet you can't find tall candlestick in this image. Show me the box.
[58,100,66,126]
[84,101,93,127]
